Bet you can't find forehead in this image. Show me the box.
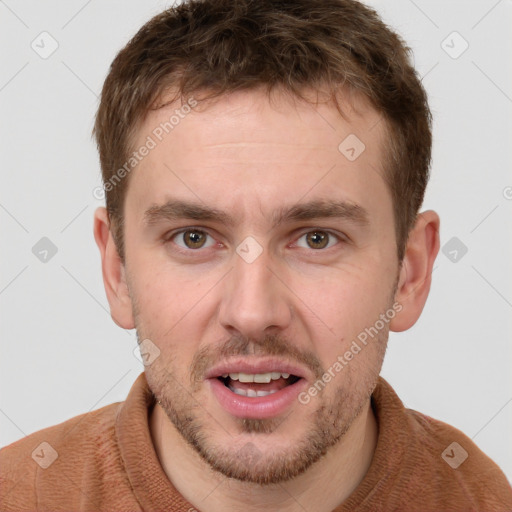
[126,87,391,227]
[141,86,383,153]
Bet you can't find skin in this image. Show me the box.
[94,86,440,512]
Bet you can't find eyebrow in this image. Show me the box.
[143,198,370,229]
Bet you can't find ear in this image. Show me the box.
[389,210,440,332]
[93,207,135,330]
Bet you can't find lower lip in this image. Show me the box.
[208,377,307,419]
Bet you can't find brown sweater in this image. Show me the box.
[1,372,511,511]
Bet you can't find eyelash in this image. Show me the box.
[164,227,347,255]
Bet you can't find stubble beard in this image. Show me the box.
[141,326,388,485]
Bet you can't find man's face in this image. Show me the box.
[122,88,400,483]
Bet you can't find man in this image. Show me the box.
[1,0,511,510]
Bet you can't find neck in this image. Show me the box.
[150,401,377,512]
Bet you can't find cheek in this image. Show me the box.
[128,261,214,364]
[129,265,188,340]
[296,263,394,345]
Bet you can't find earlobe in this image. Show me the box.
[93,207,135,330]
[389,210,440,332]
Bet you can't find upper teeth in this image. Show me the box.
[221,372,291,383]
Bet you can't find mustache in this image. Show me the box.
[190,332,325,383]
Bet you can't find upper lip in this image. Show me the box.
[205,357,309,380]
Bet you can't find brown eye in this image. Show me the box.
[306,231,329,249]
[178,229,209,249]
[295,230,340,250]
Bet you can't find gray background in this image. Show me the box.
[1,0,511,482]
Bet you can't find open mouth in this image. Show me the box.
[217,372,302,397]
[206,360,308,418]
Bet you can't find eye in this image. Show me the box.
[295,230,341,250]
[170,229,216,250]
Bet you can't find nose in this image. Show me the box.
[218,246,292,340]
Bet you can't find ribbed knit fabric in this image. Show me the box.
[1,372,511,511]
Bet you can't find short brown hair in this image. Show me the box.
[93,0,432,263]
